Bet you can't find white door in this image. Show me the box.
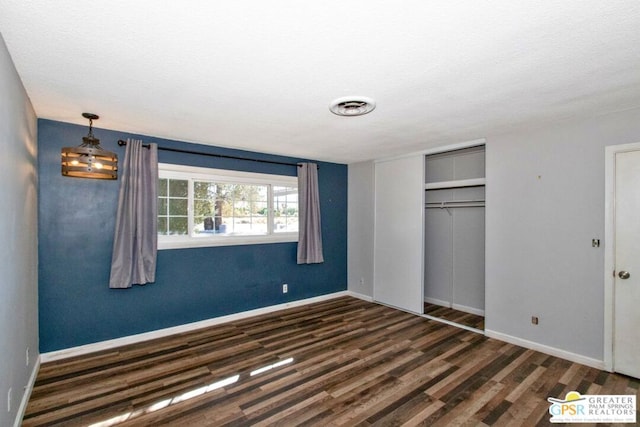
[614,149,640,378]
[373,155,424,314]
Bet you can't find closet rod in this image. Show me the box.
[117,140,318,168]
[425,200,485,209]
[425,199,485,204]
[425,204,484,209]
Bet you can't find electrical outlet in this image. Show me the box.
[26,347,29,367]
[531,316,539,325]
[7,388,11,413]
[282,284,288,294]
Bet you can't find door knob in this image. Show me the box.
[618,270,631,280]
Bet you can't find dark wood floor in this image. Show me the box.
[424,302,485,330]
[25,297,638,426]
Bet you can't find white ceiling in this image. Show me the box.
[1,1,640,164]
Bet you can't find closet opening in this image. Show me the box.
[423,145,485,331]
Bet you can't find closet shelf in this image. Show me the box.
[424,177,485,190]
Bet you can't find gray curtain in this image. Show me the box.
[297,162,324,264]
[109,139,158,288]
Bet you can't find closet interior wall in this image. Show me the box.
[424,146,486,316]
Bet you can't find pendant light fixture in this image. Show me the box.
[61,113,118,179]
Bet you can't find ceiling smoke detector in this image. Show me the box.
[329,96,376,116]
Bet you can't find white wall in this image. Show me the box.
[485,107,640,362]
[347,161,374,297]
[348,106,640,364]
[0,34,38,426]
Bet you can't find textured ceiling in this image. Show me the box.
[1,1,640,163]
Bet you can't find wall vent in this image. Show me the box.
[329,96,376,116]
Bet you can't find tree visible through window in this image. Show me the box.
[193,182,269,235]
[158,178,188,235]
[157,164,299,249]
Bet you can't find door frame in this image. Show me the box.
[603,141,640,372]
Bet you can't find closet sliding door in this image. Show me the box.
[374,155,424,314]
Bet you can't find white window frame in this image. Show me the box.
[158,163,298,250]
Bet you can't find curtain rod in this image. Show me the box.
[117,140,315,168]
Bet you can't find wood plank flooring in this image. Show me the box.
[24,297,638,426]
[424,302,485,330]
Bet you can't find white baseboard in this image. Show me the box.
[346,290,374,302]
[424,296,450,307]
[451,303,485,317]
[41,291,350,363]
[423,297,485,317]
[14,357,40,427]
[421,314,485,334]
[485,329,605,370]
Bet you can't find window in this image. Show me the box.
[158,163,298,249]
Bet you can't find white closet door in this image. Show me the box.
[374,155,424,313]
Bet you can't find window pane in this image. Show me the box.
[158,217,168,235]
[158,198,168,215]
[169,198,188,215]
[194,216,216,235]
[159,178,189,236]
[169,179,188,197]
[226,216,268,234]
[253,202,268,216]
[194,181,216,197]
[158,165,299,247]
[194,199,214,217]
[168,217,188,235]
[193,180,224,235]
[158,178,168,197]
[274,186,298,233]
[217,183,269,235]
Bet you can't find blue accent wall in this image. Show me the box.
[38,119,347,352]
